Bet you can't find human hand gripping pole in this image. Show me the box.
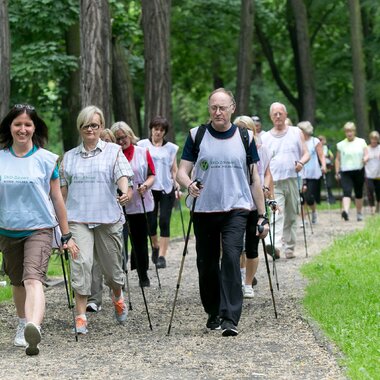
[117,189,153,330]
[167,179,202,335]
[60,233,78,341]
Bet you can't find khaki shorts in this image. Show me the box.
[0,229,53,286]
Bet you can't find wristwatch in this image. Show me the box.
[258,213,268,219]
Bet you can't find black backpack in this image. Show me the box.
[192,124,253,184]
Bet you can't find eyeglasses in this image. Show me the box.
[208,104,233,113]
[116,135,128,142]
[81,123,100,130]
[251,116,260,122]
[13,104,35,111]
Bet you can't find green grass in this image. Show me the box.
[0,198,191,303]
[301,216,380,379]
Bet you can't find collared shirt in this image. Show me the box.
[60,140,133,188]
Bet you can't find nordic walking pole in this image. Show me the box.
[176,187,186,241]
[121,244,133,311]
[118,189,153,330]
[266,200,280,291]
[138,184,161,289]
[322,173,332,222]
[304,203,314,235]
[60,250,78,341]
[167,180,201,335]
[260,239,278,319]
[296,170,308,257]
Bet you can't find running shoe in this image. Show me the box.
[14,322,26,347]
[243,285,255,299]
[24,322,41,356]
[206,314,221,330]
[156,256,166,269]
[113,297,128,323]
[221,320,238,337]
[74,315,88,334]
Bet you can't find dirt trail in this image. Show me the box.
[0,210,364,379]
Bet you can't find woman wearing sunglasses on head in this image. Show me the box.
[0,104,79,356]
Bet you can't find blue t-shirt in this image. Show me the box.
[181,123,259,164]
[0,146,59,238]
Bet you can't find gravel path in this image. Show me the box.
[0,209,364,379]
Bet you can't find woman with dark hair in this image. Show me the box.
[0,104,78,355]
[137,116,179,269]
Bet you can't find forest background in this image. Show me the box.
[0,0,379,156]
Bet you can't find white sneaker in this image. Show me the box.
[86,302,101,312]
[243,285,255,299]
[24,322,41,356]
[14,322,27,347]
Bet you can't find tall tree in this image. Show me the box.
[112,37,139,133]
[61,22,81,151]
[288,0,316,124]
[80,0,112,127]
[141,0,172,139]
[0,0,10,118]
[347,0,368,137]
[235,0,254,116]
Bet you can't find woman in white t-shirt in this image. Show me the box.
[335,122,368,221]
[365,131,380,215]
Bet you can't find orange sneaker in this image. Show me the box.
[113,297,128,323]
[74,316,88,334]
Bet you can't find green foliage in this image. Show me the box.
[301,216,380,379]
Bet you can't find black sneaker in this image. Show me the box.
[152,247,159,264]
[206,314,221,330]
[252,276,258,287]
[221,319,238,337]
[156,256,166,269]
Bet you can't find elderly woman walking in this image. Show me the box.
[60,106,133,334]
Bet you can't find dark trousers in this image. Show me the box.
[149,189,175,237]
[193,210,248,326]
[125,213,150,280]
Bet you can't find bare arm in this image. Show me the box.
[363,146,369,165]
[50,178,79,257]
[250,164,269,238]
[177,159,202,197]
[295,132,310,172]
[137,174,155,196]
[116,176,133,206]
[335,151,341,175]
[316,140,327,174]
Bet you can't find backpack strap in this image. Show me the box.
[192,124,208,163]
[238,126,253,185]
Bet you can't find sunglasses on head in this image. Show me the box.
[13,104,35,111]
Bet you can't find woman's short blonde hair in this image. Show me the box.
[369,130,380,141]
[76,105,105,132]
[297,121,314,135]
[100,128,116,143]
[233,115,257,136]
[343,121,356,132]
[110,121,139,144]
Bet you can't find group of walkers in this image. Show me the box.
[0,88,379,355]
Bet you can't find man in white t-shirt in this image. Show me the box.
[262,102,309,259]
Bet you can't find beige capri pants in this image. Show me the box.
[69,222,125,295]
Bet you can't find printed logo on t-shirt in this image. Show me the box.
[200,160,209,171]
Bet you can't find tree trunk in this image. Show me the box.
[80,0,112,127]
[347,0,368,138]
[61,22,81,151]
[235,0,254,116]
[361,4,379,132]
[0,0,10,119]
[112,38,138,132]
[141,0,172,140]
[288,0,316,124]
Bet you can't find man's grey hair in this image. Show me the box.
[269,102,287,115]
